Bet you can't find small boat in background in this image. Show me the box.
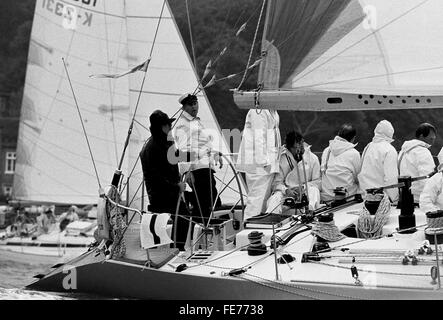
[0,207,97,265]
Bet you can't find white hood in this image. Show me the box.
[400,139,430,153]
[329,136,357,157]
[372,120,394,144]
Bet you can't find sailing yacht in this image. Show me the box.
[26,0,443,299]
[0,206,97,264]
[15,0,242,268]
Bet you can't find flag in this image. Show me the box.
[140,213,172,249]
[90,59,151,79]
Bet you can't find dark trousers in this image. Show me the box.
[186,168,221,226]
[170,200,190,251]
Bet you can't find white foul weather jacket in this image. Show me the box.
[398,139,435,202]
[320,136,361,202]
[420,173,443,213]
[236,109,281,175]
[271,144,321,194]
[358,136,399,202]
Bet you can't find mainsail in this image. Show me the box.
[14,0,242,207]
[234,0,443,111]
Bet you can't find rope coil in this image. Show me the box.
[425,211,443,236]
[356,194,391,239]
[311,213,345,242]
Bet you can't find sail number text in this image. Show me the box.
[41,0,94,29]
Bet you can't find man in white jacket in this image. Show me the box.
[236,109,281,220]
[420,171,443,213]
[398,123,437,203]
[266,131,321,214]
[321,124,361,202]
[419,150,443,213]
[358,120,399,203]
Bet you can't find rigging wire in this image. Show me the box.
[293,0,430,84]
[236,0,267,91]
[213,2,263,67]
[103,0,122,165]
[116,0,166,173]
[185,0,198,75]
[191,2,264,95]
[62,58,102,191]
[291,65,443,91]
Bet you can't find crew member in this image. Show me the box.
[321,123,361,202]
[420,167,443,213]
[398,123,437,203]
[140,110,191,251]
[358,120,399,203]
[236,108,281,220]
[266,131,321,214]
[173,94,222,226]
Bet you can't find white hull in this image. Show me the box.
[0,245,88,265]
[27,203,443,300]
[27,249,443,300]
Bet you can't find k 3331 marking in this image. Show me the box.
[41,0,94,28]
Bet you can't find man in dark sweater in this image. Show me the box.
[140,110,192,251]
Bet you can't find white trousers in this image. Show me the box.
[266,186,321,214]
[244,173,275,220]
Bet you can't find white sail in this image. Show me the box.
[235,0,443,111]
[15,0,243,207]
[14,0,131,204]
[290,0,443,94]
